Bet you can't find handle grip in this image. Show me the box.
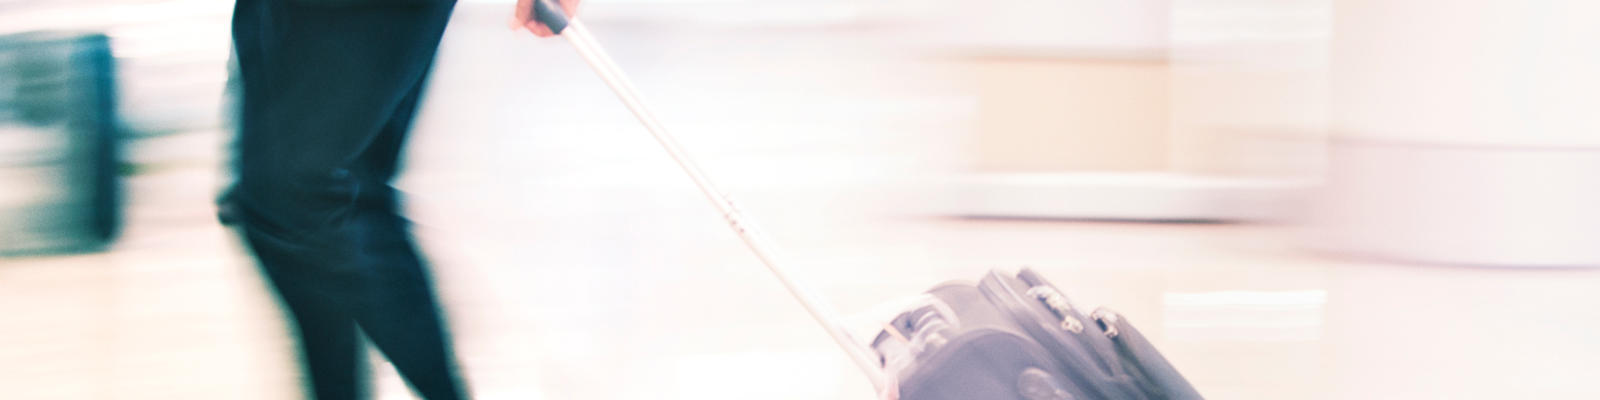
[530,0,570,34]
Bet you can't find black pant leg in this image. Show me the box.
[229,0,465,398]
[346,70,467,400]
[253,238,370,400]
[347,208,465,400]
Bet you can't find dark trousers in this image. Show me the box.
[230,0,465,399]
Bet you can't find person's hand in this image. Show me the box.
[515,0,580,37]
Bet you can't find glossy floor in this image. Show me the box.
[6,162,1599,400]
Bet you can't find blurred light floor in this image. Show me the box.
[5,9,1600,400]
[7,157,1600,400]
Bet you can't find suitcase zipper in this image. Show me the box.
[1007,270,1150,399]
[982,272,1142,399]
[1027,286,1086,334]
[1090,309,1121,338]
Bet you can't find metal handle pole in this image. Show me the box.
[553,17,890,392]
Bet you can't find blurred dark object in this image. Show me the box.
[215,186,238,226]
[0,31,122,255]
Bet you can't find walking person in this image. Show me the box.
[225,0,578,397]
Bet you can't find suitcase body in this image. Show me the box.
[0,31,122,255]
[873,268,1202,400]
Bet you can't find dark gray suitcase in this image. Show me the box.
[872,268,1202,400]
[0,31,122,255]
[525,3,1202,398]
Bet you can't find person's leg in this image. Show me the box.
[232,1,370,398]
[348,209,466,400]
[345,73,469,400]
[230,0,463,398]
[231,1,459,247]
[252,240,370,400]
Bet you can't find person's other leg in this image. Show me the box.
[230,0,462,398]
[349,210,466,400]
[346,72,469,400]
[252,239,370,400]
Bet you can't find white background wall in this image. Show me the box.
[1333,0,1600,147]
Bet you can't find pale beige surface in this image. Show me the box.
[969,57,1171,173]
[1168,67,1328,177]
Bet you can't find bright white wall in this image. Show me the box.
[1313,0,1600,267]
[1332,0,1600,147]
[922,0,1170,52]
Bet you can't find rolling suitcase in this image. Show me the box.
[526,3,1202,398]
[0,31,122,255]
[870,268,1202,400]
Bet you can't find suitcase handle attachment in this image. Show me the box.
[544,10,893,394]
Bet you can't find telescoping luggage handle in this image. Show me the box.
[527,1,893,393]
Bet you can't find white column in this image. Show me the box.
[1312,0,1600,266]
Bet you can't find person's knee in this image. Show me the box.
[233,164,363,240]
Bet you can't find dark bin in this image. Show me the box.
[0,31,122,255]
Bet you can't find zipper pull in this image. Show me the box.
[1027,286,1085,334]
[1089,309,1121,339]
